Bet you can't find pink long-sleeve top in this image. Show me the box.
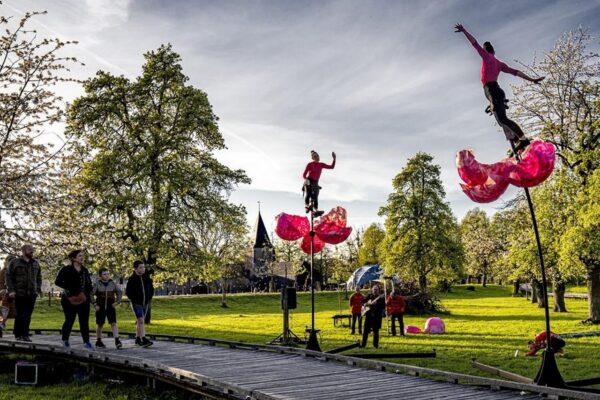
[303,160,335,181]
[471,40,519,85]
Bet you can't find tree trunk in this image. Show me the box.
[513,279,520,296]
[482,274,487,287]
[553,281,567,312]
[533,280,545,308]
[531,279,538,304]
[588,268,600,323]
[221,278,228,308]
[419,275,427,292]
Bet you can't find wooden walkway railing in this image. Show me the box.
[1,330,599,400]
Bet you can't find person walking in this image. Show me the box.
[92,268,123,349]
[55,249,94,350]
[6,244,42,342]
[125,260,154,348]
[349,286,364,335]
[0,255,17,336]
[361,285,385,348]
[386,288,406,336]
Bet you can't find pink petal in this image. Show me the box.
[275,213,310,241]
[457,149,488,186]
[301,234,325,254]
[317,227,353,245]
[508,140,555,187]
[314,206,348,237]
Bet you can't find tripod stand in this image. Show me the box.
[269,286,304,346]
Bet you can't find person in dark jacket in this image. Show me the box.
[54,249,94,350]
[361,285,385,348]
[0,255,17,336]
[92,268,123,349]
[125,260,154,347]
[7,244,42,342]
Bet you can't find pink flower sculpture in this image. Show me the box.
[457,139,555,203]
[275,207,353,254]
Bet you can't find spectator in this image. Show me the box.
[348,286,364,335]
[386,288,406,336]
[0,255,17,335]
[125,260,154,348]
[92,268,123,349]
[7,244,42,342]
[527,331,565,356]
[55,249,94,350]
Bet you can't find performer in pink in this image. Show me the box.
[303,150,336,216]
[454,24,545,153]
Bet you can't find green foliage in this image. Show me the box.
[357,223,384,266]
[379,152,464,290]
[460,209,498,285]
[43,45,249,279]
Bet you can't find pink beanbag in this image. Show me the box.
[405,325,422,334]
[423,317,445,334]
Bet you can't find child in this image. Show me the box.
[0,255,17,335]
[303,150,336,216]
[125,260,154,348]
[92,268,123,349]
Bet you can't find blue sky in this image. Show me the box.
[5,0,600,233]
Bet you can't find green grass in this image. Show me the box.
[2,285,599,397]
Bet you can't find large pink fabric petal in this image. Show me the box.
[508,140,555,187]
[314,206,347,235]
[275,213,309,241]
[301,234,325,254]
[456,139,556,203]
[317,227,353,245]
[456,150,488,186]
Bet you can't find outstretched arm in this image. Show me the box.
[517,71,545,84]
[321,152,336,169]
[455,24,487,58]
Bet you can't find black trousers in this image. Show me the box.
[484,81,525,141]
[304,179,320,210]
[351,313,362,334]
[361,315,381,348]
[61,297,90,343]
[390,313,405,336]
[13,295,37,338]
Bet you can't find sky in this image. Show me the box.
[4,0,600,235]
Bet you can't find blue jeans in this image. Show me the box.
[131,303,148,319]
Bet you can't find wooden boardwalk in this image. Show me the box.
[1,333,598,400]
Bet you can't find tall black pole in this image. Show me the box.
[306,212,321,351]
[511,142,564,387]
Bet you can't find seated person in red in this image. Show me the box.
[386,288,406,336]
[349,286,364,335]
[303,150,336,217]
[526,331,566,356]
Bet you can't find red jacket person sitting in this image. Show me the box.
[526,331,565,356]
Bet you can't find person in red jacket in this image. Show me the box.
[303,150,336,217]
[348,286,364,335]
[526,331,565,356]
[386,288,406,336]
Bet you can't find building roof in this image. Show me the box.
[252,211,272,249]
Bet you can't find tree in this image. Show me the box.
[512,28,599,314]
[61,45,250,275]
[0,6,79,253]
[379,152,464,291]
[460,209,497,286]
[357,223,384,266]
[560,169,600,322]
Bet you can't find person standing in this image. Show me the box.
[92,268,123,349]
[6,244,42,342]
[348,286,364,335]
[302,150,336,216]
[125,260,154,348]
[361,285,385,348]
[0,255,17,336]
[55,250,94,350]
[386,288,406,336]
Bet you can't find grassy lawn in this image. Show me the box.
[1,285,599,397]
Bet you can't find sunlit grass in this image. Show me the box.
[3,285,599,395]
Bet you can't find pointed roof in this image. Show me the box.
[252,211,272,249]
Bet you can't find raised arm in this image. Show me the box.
[321,152,336,169]
[454,24,487,58]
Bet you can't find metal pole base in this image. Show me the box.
[306,329,321,352]
[268,329,305,346]
[534,349,565,387]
